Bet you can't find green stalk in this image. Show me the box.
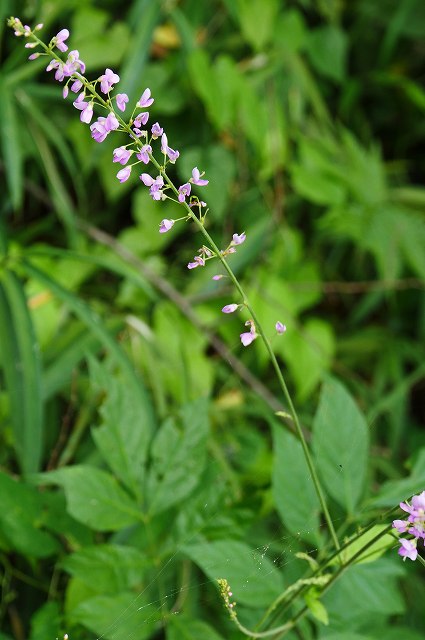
[23,24,339,552]
[150,158,340,552]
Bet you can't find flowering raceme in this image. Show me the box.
[8,17,286,348]
[393,490,425,561]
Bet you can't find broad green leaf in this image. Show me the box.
[312,378,369,513]
[291,164,346,206]
[272,425,321,545]
[306,26,348,83]
[69,592,157,640]
[183,539,284,608]
[340,525,394,565]
[147,399,209,515]
[0,269,44,474]
[371,447,425,507]
[29,602,61,640]
[90,360,155,497]
[167,616,225,640]
[279,318,336,401]
[62,545,148,594]
[0,471,59,558]
[322,559,405,626]
[39,466,142,531]
[71,7,130,68]
[236,0,280,51]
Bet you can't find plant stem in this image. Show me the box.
[149,157,340,552]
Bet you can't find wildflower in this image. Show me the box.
[134,112,149,128]
[113,146,132,165]
[63,50,85,76]
[63,86,69,99]
[187,256,205,269]
[53,28,69,52]
[178,183,191,203]
[190,167,208,186]
[99,68,120,94]
[136,145,152,164]
[105,112,119,131]
[159,219,174,233]
[276,321,287,335]
[140,173,164,200]
[151,122,163,138]
[137,88,154,108]
[212,274,224,281]
[240,320,257,347]
[231,232,246,245]
[222,304,238,314]
[70,79,83,93]
[80,103,94,124]
[161,133,179,163]
[116,166,132,183]
[398,538,418,562]
[116,93,129,112]
[393,490,425,561]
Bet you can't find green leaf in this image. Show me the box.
[304,588,329,625]
[272,425,321,544]
[0,269,44,474]
[69,592,157,640]
[371,447,425,507]
[147,399,209,515]
[39,466,142,531]
[90,360,155,498]
[340,525,394,565]
[183,539,284,607]
[322,559,405,626]
[236,0,280,51]
[306,26,348,83]
[0,78,23,209]
[62,545,148,594]
[279,318,335,401]
[29,602,61,640]
[167,615,225,640]
[312,378,369,513]
[0,471,59,558]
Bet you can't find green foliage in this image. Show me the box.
[0,0,424,639]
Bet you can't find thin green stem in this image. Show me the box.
[149,157,340,551]
[25,25,339,551]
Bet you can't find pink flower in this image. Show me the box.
[212,275,224,281]
[54,28,69,52]
[116,93,129,112]
[159,219,174,233]
[113,146,132,165]
[151,122,163,138]
[222,304,238,314]
[136,145,152,164]
[240,320,257,347]
[232,232,246,245]
[161,133,179,163]
[240,331,256,347]
[276,321,287,335]
[99,68,120,94]
[398,538,418,561]
[187,256,205,269]
[71,79,83,93]
[178,183,191,202]
[137,88,154,108]
[190,167,208,186]
[80,104,93,123]
[116,166,132,183]
[134,112,149,128]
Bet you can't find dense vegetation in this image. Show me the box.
[0,1,424,639]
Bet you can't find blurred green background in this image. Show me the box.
[0,0,424,639]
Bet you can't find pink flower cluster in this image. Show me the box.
[393,490,425,561]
